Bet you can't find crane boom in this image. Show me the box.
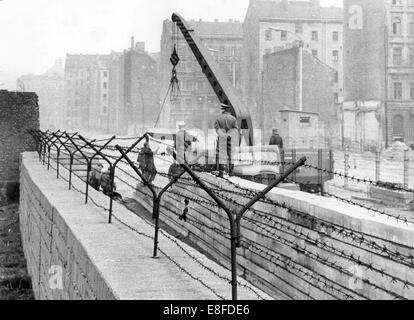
[172,13,254,146]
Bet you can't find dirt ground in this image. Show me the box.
[0,203,34,300]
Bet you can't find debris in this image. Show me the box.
[382,142,414,162]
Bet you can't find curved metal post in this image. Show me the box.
[50,132,66,177]
[116,144,191,258]
[65,133,97,203]
[55,133,78,189]
[47,131,63,172]
[171,149,306,301]
[78,135,116,223]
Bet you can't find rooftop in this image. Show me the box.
[65,54,111,70]
[247,0,343,22]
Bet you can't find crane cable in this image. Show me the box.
[153,21,182,128]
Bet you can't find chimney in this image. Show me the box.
[131,36,135,50]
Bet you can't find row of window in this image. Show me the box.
[265,29,339,42]
[391,0,414,7]
[392,47,414,65]
[392,81,414,99]
[391,16,414,36]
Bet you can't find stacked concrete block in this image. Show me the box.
[133,171,414,300]
[19,154,116,300]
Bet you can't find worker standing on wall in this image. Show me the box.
[137,142,157,185]
[175,123,196,163]
[214,103,239,177]
[269,129,284,150]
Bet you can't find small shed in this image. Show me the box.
[279,109,319,149]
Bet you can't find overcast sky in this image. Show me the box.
[0,0,342,86]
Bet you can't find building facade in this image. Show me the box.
[343,0,414,149]
[243,0,343,129]
[64,54,110,132]
[262,46,337,146]
[108,40,159,135]
[160,18,244,132]
[17,60,64,131]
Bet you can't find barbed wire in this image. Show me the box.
[48,155,267,300]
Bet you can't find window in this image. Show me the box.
[281,30,287,41]
[394,82,403,100]
[410,20,414,35]
[392,0,401,5]
[393,47,403,65]
[410,48,414,65]
[103,71,108,78]
[392,18,402,35]
[103,82,108,89]
[265,29,272,41]
[411,83,414,100]
[103,94,107,100]
[312,50,318,57]
[312,31,318,41]
[231,47,236,57]
[295,23,303,34]
[334,71,339,83]
[333,31,339,42]
[332,50,339,62]
[393,115,405,137]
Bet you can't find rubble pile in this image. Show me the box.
[382,142,414,162]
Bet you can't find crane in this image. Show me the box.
[171,13,254,146]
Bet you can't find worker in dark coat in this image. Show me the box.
[88,163,103,191]
[269,129,284,149]
[214,103,239,176]
[137,142,157,184]
[100,169,122,201]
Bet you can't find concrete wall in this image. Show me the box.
[19,155,116,300]
[0,90,39,204]
[19,152,268,300]
[134,172,414,300]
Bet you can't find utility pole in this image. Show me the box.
[384,23,389,149]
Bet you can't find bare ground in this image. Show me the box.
[0,203,34,300]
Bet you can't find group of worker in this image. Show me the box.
[88,104,284,194]
[88,164,122,201]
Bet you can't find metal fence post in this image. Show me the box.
[318,149,324,196]
[375,149,381,183]
[292,149,297,182]
[329,149,334,180]
[280,148,285,177]
[344,147,350,189]
[404,148,409,189]
[227,136,232,175]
